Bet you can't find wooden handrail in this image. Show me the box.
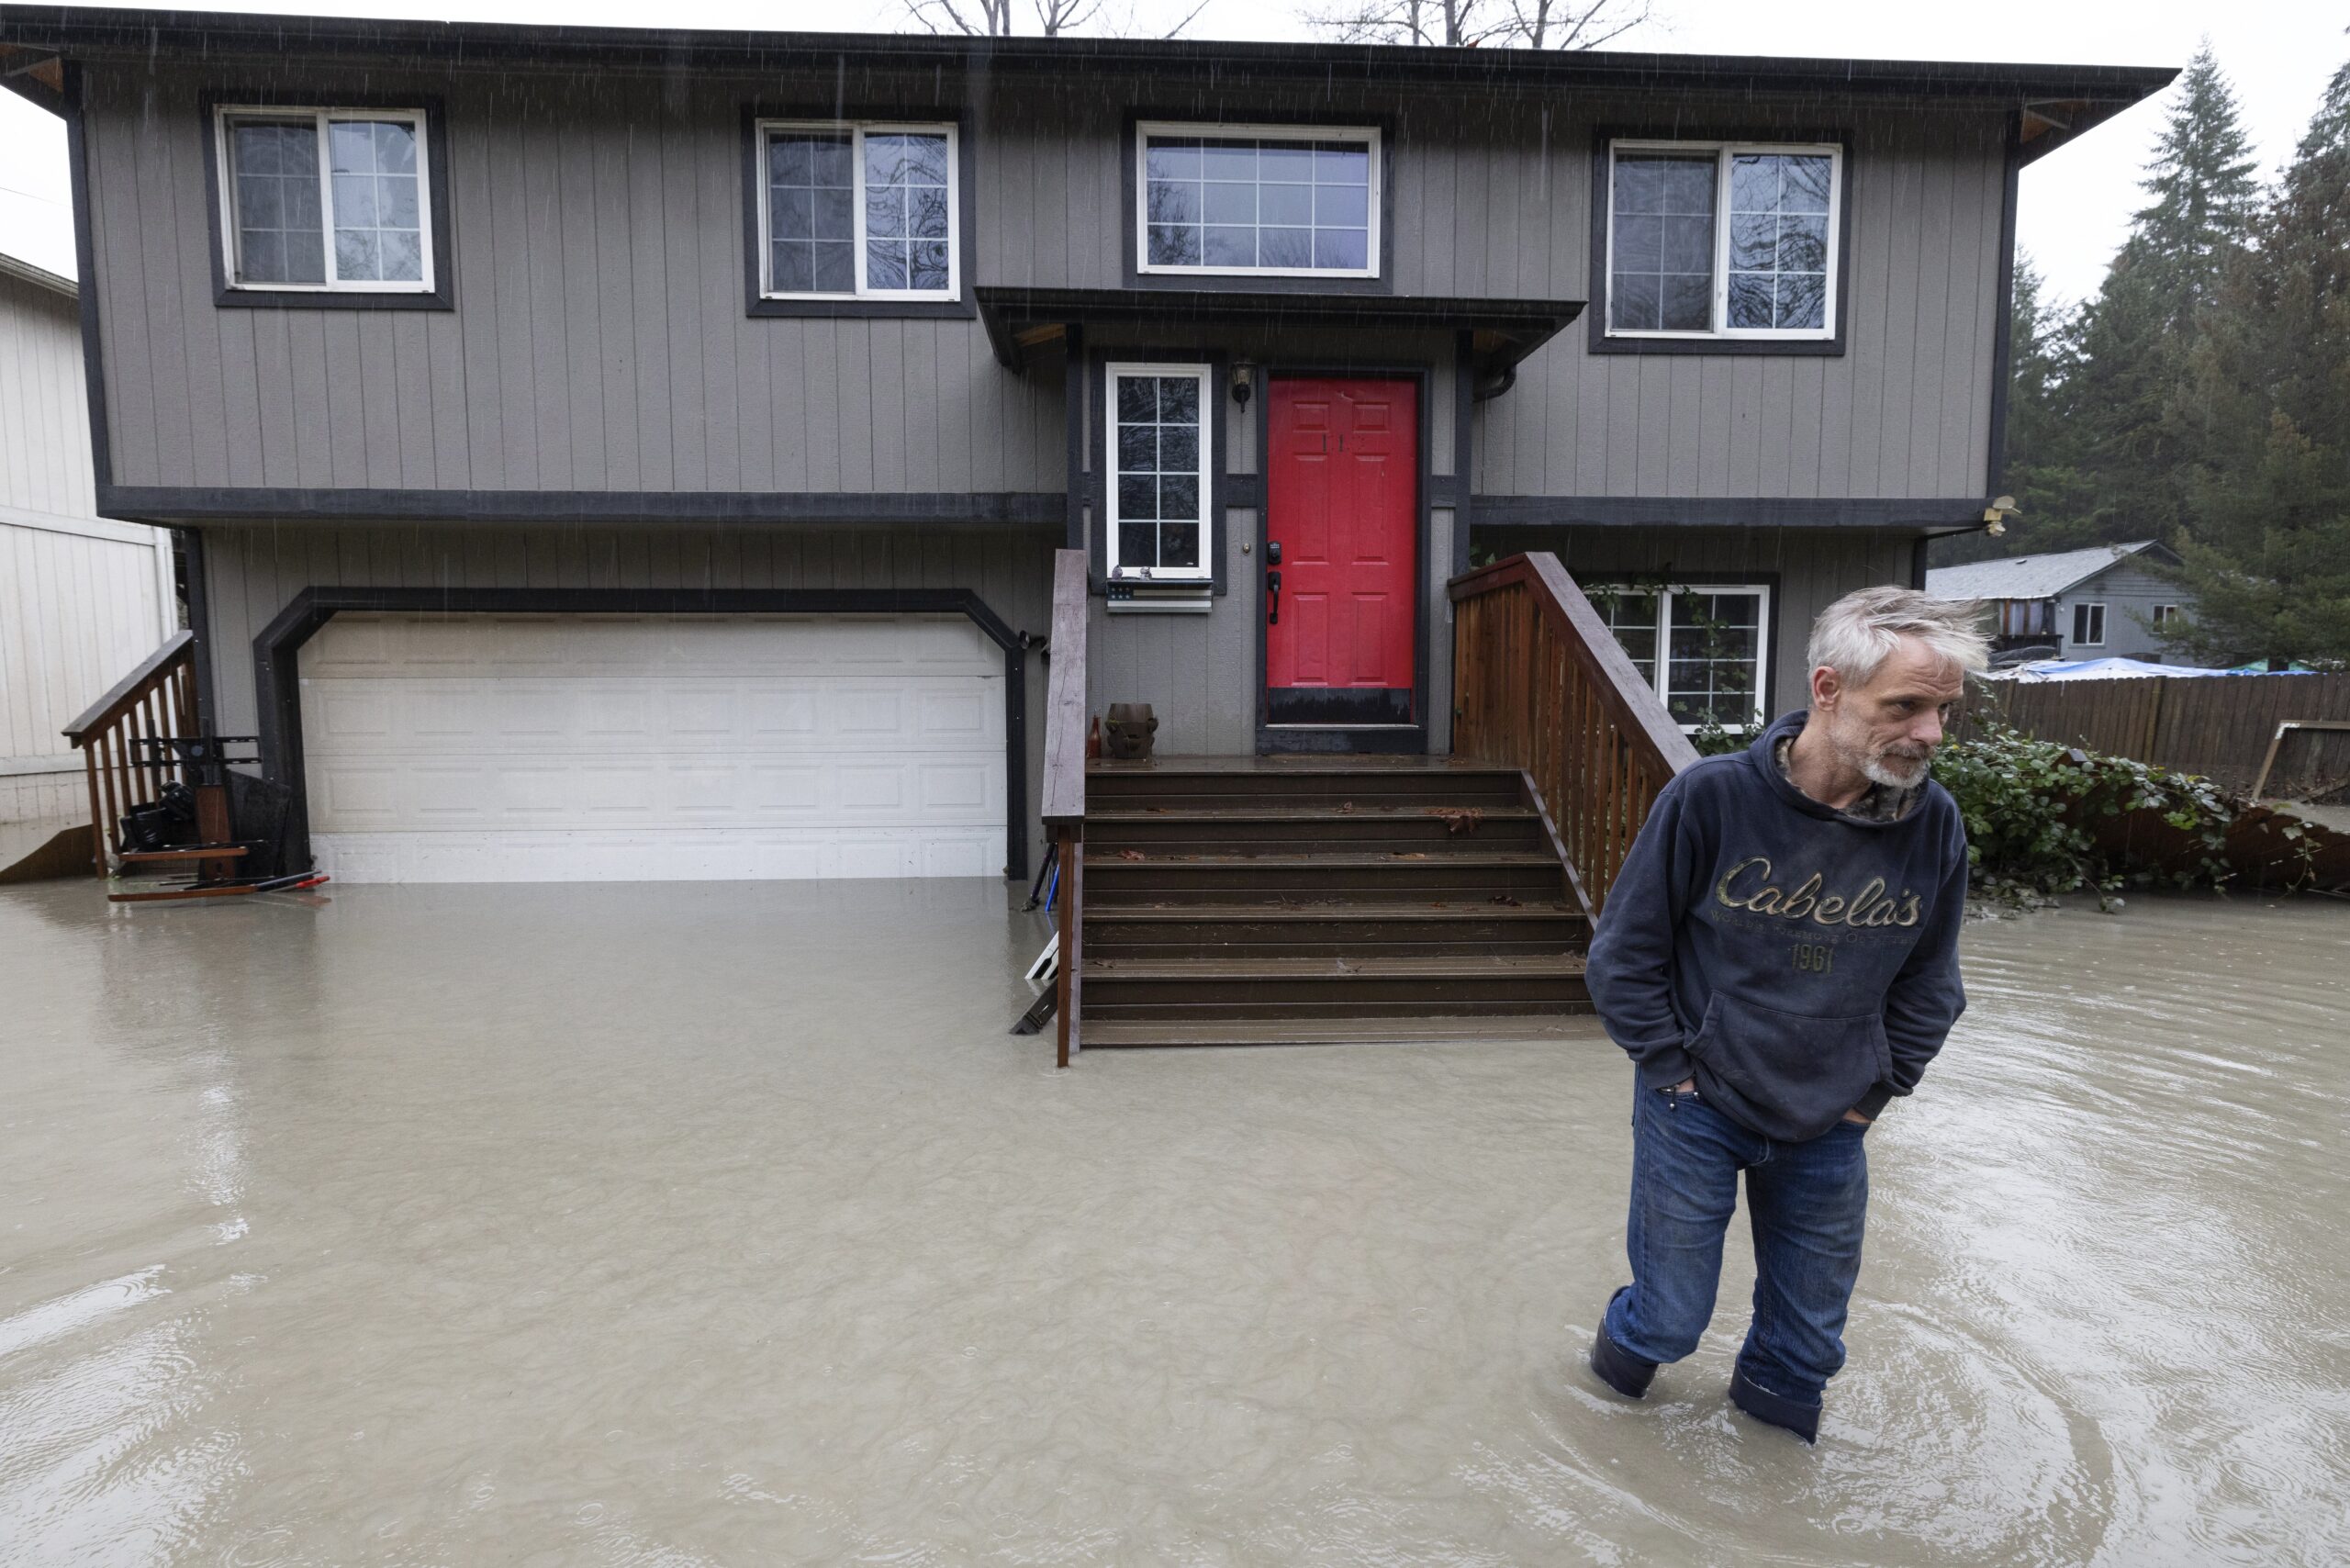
[1449,553,1699,919]
[1041,549,1089,1067]
[62,632,199,877]
[62,630,195,742]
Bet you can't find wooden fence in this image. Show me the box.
[1959,672,2350,799]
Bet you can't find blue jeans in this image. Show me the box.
[1603,1081,1870,1410]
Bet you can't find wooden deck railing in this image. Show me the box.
[61,631,199,876]
[1041,548,1090,1068]
[1449,554,1698,919]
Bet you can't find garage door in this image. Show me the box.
[300,613,1006,883]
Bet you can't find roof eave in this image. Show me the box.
[0,7,2182,112]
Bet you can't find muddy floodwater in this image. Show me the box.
[2,881,2344,1565]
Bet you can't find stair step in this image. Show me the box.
[1085,953,1585,980]
[1082,1014,1604,1048]
[1086,805,1538,822]
[1085,900,1582,921]
[1086,852,1560,869]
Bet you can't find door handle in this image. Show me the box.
[1267,569,1281,625]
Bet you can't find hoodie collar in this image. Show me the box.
[1747,710,1925,829]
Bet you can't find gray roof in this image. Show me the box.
[1927,541,2168,601]
[0,248,73,299]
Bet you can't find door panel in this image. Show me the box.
[1265,377,1418,728]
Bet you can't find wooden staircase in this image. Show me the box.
[1075,757,1593,1047]
[1036,547,1695,1066]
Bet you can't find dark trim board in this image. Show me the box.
[1985,119,2024,495]
[1471,496,1989,529]
[98,486,1065,526]
[196,90,457,311]
[1584,126,1855,359]
[738,104,980,320]
[0,13,2182,106]
[180,526,218,730]
[252,587,1035,882]
[62,61,112,493]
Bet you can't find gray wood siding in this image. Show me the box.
[84,67,1063,496]
[80,61,2008,507]
[1483,526,1920,718]
[1,270,98,521]
[199,521,1058,865]
[2061,560,2188,659]
[1472,113,2008,501]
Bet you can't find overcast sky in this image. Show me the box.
[2,0,2344,308]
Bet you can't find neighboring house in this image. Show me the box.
[1927,541,2190,662]
[0,244,175,831]
[0,10,2172,886]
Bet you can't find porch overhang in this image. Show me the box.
[974,286,1583,398]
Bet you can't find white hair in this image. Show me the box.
[1807,586,1991,689]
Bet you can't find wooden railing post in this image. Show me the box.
[62,631,199,877]
[1447,554,1698,919]
[1041,549,1091,1066]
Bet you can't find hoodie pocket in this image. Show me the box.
[1685,991,1891,1142]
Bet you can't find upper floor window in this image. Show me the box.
[215,106,432,292]
[1604,140,1840,341]
[1106,364,1212,581]
[1137,123,1378,278]
[758,121,958,300]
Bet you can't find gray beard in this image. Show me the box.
[1861,752,1931,790]
[1827,720,1930,790]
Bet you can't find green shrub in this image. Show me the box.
[1930,720,2237,907]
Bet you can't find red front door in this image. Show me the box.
[1265,377,1419,729]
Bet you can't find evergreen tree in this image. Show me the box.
[2053,43,2260,549]
[2160,53,2350,665]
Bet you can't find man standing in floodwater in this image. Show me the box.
[1582,587,1988,1443]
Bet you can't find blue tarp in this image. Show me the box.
[1985,656,2306,682]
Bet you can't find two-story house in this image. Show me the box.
[0,9,2170,907]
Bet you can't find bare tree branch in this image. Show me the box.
[1305,0,1649,50]
[902,0,1013,36]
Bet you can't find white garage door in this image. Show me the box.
[300,613,1006,883]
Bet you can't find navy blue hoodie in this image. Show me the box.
[1583,709,1970,1141]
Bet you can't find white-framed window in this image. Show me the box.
[1605,140,1840,340]
[1594,582,1771,732]
[2072,602,2107,646]
[1136,122,1379,278]
[757,121,959,300]
[215,106,432,292]
[2152,603,2182,627]
[1105,363,1211,581]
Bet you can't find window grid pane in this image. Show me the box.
[1725,152,1831,330]
[1609,151,1717,332]
[1664,591,1762,727]
[228,118,326,286]
[767,130,856,295]
[864,131,952,294]
[1145,134,1371,274]
[1596,590,1661,687]
[326,118,424,284]
[1113,373,1205,573]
